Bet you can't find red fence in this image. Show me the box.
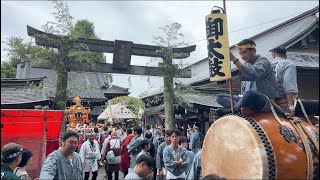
[1,109,64,179]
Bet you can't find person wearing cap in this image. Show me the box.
[39,131,83,180]
[216,39,283,116]
[1,143,23,180]
[189,125,203,154]
[79,132,101,180]
[270,46,298,115]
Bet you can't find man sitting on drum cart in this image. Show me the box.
[216,39,283,116]
[216,39,319,120]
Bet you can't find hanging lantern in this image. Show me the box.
[205,6,231,81]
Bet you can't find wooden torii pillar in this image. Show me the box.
[27,25,196,129]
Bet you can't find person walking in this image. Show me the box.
[120,128,134,177]
[127,126,143,168]
[79,132,101,180]
[102,131,122,180]
[39,131,83,180]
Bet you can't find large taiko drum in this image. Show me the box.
[202,112,319,179]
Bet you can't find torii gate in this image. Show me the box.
[27,25,196,129]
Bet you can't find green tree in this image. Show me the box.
[1,36,51,78]
[68,19,105,63]
[151,22,188,130]
[2,0,109,110]
[1,61,16,78]
[109,96,145,118]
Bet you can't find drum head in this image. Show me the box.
[202,115,270,179]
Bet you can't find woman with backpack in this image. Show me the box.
[102,131,122,180]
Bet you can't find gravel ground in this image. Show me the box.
[88,164,124,180]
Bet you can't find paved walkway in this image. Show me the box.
[88,165,124,180]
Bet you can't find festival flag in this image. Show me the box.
[205,8,231,81]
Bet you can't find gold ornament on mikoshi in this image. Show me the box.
[205,7,231,81]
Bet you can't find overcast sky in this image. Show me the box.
[1,0,319,97]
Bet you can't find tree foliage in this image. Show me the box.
[1,36,52,78]
[41,0,74,36]
[148,22,188,130]
[1,61,16,78]
[109,96,145,117]
[68,19,105,63]
[1,1,106,80]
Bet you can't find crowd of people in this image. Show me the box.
[1,123,225,180]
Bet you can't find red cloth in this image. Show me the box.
[120,134,134,173]
[78,133,85,150]
[101,133,109,145]
[93,133,100,145]
[1,109,63,179]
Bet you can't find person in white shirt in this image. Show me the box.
[79,132,101,180]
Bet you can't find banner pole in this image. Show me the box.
[223,0,235,113]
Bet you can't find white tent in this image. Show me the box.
[97,103,143,123]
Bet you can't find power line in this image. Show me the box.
[187,11,306,45]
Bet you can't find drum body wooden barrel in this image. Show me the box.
[202,112,319,179]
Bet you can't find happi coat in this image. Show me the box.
[39,150,83,180]
[79,139,101,172]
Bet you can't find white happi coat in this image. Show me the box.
[79,139,101,172]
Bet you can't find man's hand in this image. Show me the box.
[176,158,184,165]
[229,51,237,62]
[158,169,163,176]
[287,105,295,116]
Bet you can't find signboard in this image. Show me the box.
[205,11,231,81]
[113,40,133,69]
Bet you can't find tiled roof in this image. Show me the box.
[179,6,319,85]
[1,78,49,105]
[142,90,223,111]
[28,68,130,100]
[174,91,222,109]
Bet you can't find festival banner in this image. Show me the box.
[205,10,231,81]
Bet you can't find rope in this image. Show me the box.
[287,116,315,180]
[296,99,313,125]
[267,96,285,125]
[267,97,318,179]
[301,124,320,154]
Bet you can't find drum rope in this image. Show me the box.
[296,99,313,125]
[287,116,318,180]
[267,96,318,179]
[267,97,285,125]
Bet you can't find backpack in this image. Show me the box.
[106,139,121,164]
